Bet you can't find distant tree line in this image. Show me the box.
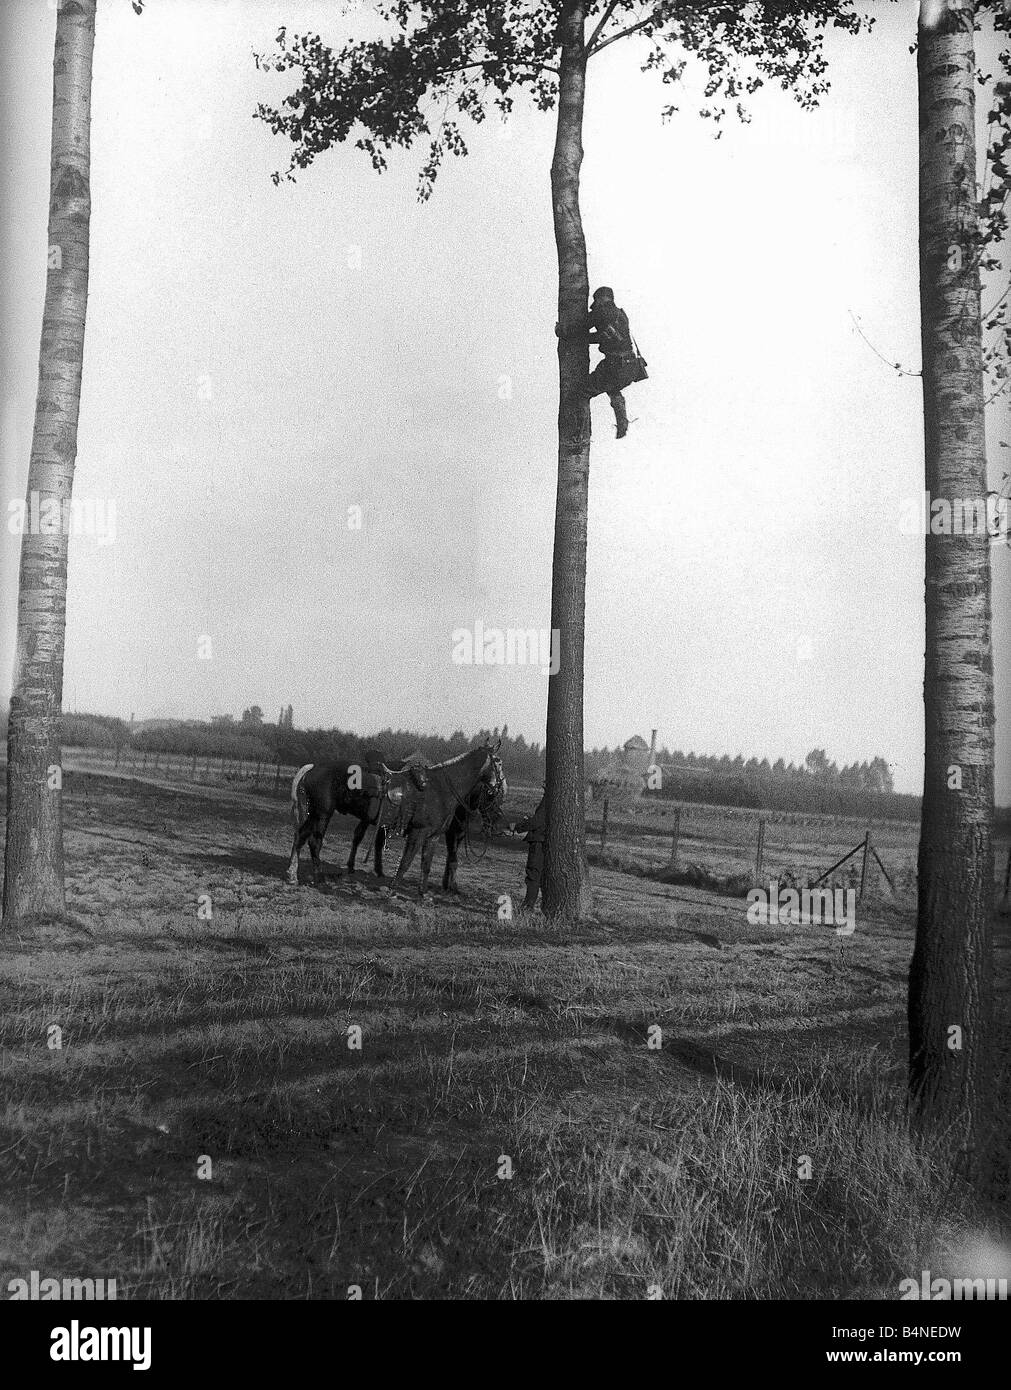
[38,711,547,783]
[642,768,920,823]
[586,743,894,793]
[19,711,1010,830]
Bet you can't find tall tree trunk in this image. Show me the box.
[2,0,96,929]
[908,0,994,1170]
[543,0,593,921]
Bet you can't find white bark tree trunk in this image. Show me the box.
[3,0,96,928]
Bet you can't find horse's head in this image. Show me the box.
[476,747,507,815]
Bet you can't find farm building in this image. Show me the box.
[589,730,659,801]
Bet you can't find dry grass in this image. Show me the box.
[0,769,1007,1299]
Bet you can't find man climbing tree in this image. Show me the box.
[558,286,645,438]
[256,0,868,921]
[585,286,644,438]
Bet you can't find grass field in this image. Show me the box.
[1,767,1008,1299]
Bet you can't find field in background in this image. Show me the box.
[53,748,1011,907]
[0,767,1008,1299]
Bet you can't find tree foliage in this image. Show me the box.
[255,0,872,200]
[973,3,1010,407]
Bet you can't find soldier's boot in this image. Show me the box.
[609,391,629,439]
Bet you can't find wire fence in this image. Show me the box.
[47,751,1011,903]
[60,745,303,796]
[583,793,917,896]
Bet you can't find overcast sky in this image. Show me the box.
[1,0,1008,799]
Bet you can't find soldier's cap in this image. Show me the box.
[592,286,614,301]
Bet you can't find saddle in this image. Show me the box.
[371,751,429,832]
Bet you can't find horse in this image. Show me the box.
[439,757,510,894]
[285,749,428,887]
[390,740,507,899]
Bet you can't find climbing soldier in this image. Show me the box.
[559,287,647,439]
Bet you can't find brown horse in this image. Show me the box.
[391,740,506,899]
[286,749,427,886]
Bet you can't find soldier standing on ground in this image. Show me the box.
[514,791,547,910]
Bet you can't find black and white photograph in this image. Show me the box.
[1,0,1009,1352]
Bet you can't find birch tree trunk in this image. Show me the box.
[2,0,96,929]
[543,0,593,921]
[908,0,994,1168]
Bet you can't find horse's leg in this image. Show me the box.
[286,825,301,884]
[286,816,314,885]
[347,816,367,874]
[374,824,387,877]
[393,829,422,890]
[309,812,333,887]
[419,834,438,900]
[442,822,460,893]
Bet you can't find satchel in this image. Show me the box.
[629,335,649,383]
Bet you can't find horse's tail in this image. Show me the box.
[290,764,314,831]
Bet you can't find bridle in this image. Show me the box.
[452,750,507,861]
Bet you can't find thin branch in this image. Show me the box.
[983,283,1009,320]
[847,310,921,379]
[980,114,997,200]
[436,58,560,78]
[585,0,620,54]
[588,15,655,56]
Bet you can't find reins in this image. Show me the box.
[356,768,395,868]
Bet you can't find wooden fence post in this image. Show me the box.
[755,817,766,881]
[273,762,282,794]
[600,796,609,852]
[1003,843,1011,903]
[668,806,681,870]
[859,830,871,901]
